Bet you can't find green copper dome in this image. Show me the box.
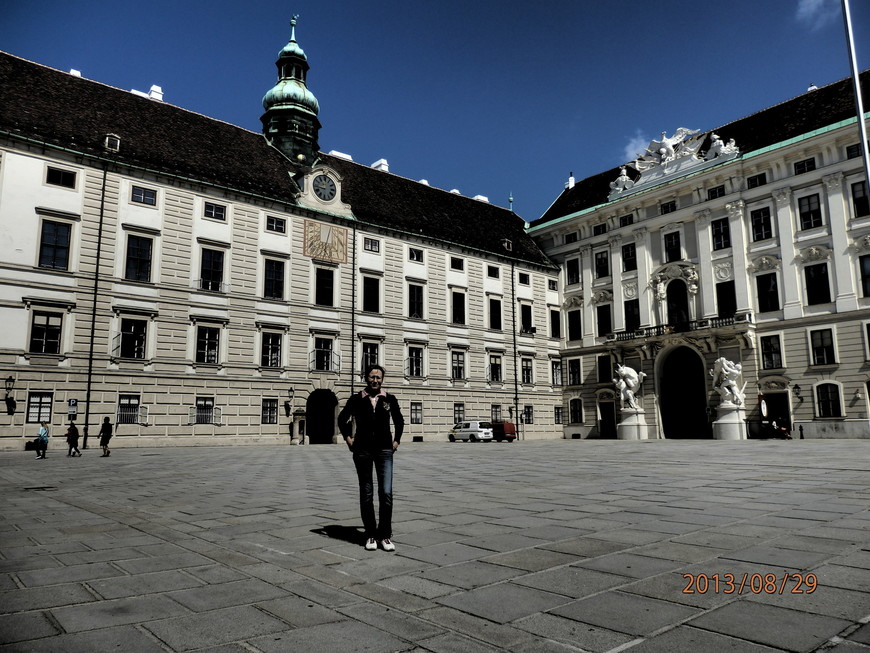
[261,16,319,115]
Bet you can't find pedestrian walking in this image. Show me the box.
[66,422,81,456]
[338,364,405,552]
[98,417,113,456]
[35,421,49,459]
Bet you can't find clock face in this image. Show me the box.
[312,174,336,201]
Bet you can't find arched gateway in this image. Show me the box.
[657,346,711,438]
[306,389,339,444]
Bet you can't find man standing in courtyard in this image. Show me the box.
[338,364,404,552]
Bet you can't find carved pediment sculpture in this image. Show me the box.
[748,255,781,272]
[623,281,638,299]
[704,133,739,161]
[564,294,584,309]
[850,234,870,253]
[591,290,613,305]
[631,128,702,171]
[797,245,832,263]
[609,167,635,194]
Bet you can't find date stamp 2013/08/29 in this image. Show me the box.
[682,573,817,594]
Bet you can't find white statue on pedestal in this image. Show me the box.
[614,364,646,410]
[711,357,745,406]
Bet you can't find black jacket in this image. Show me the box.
[338,391,404,451]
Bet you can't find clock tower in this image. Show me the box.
[261,16,321,172]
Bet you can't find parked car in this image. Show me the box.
[491,421,517,442]
[448,421,494,442]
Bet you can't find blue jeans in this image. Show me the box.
[352,449,394,539]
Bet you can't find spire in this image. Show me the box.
[260,15,321,170]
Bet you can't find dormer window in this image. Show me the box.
[104,134,121,152]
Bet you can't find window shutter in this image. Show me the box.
[213,406,223,425]
[188,406,197,425]
[138,405,149,425]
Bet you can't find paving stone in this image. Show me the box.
[573,552,684,578]
[481,547,578,572]
[417,560,523,589]
[550,590,700,636]
[1,625,169,652]
[513,612,636,652]
[624,625,784,652]
[88,569,203,599]
[720,545,832,570]
[417,605,538,650]
[247,618,408,652]
[167,577,288,612]
[437,582,570,623]
[0,583,96,612]
[257,595,345,627]
[513,566,630,599]
[143,605,290,651]
[50,594,182,632]
[0,611,59,644]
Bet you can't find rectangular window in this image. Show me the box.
[760,335,783,370]
[200,248,224,292]
[624,299,640,333]
[487,265,500,278]
[266,215,286,233]
[131,185,157,206]
[660,200,676,215]
[569,398,583,424]
[261,332,282,368]
[750,207,773,241]
[594,251,609,278]
[453,403,465,424]
[125,235,152,282]
[568,359,581,385]
[261,398,278,424]
[816,384,842,418]
[407,346,424,377]
[554,406,563,424]
[861,255,870,297]
[756,273,780,312]
[711,218,731,250]
[567,309,582,341]
[117,394,141,425]
[520,304,534,334]
[46,167,76,188]
[491,405,502,422]
[196,326,220,364]
[523,405,534,425]
[362,342,379,370]
[451,351,465,380]
[846,143,862,159]
[450,256,464,271]
[852,181,869,218]
[26,392,53,423]
[619,214,634,227]
[794,157,816,175]
[593,223,607,236]
[664,232,681,262]
[409,247,423,262]
[805,263,831,305]
[452,290,466,325]
[521,358,533,384]
[410,402,423,425]
[314,337,333,371]
[408,283,424,319]
[488,354,503,382]
[362,276,380,313]
[707,185,726,200]
[798,194,822,229]
[597,354,611,383]
[204,202,226,221]
[38,220,71,270]
[596,304,612,337]
[716,281,737,319]
[810,329,835,365]
[622,243,637,272]
[565,232,578,243]
[488,297,502,330]
[119,318,147,359]
[550,309,561,338]
[566,259,580,285]
[363,237,380,253]
[195,397,215,424]
[548,279,558,291]
[747,173,767,189]
[315,267,334,306]
[551,360,563,386]
[518,272,530,285]
[29,312,62,354]
[264,259,285,300]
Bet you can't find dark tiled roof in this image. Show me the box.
[0,51,553,268]
[534,72,870,227]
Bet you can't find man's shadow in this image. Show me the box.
[311,525,366,546]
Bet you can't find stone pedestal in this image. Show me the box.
[713,403,747,440]
[617,408,648,440]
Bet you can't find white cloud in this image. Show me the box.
[622,129,650,164]
[796,0,840,30]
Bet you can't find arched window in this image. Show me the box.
[815,383,842,418]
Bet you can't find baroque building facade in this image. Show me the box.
[0,28,563,449]
[530,73,870,440]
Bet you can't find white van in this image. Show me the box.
[448,421,494,442]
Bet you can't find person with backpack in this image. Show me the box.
[98,417,113,456]
[35,421,49,459]
[66,422,81,456]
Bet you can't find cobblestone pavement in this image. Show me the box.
[0,438,869,652]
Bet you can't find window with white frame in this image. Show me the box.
[489,297,502,330]
[862,255,870,298]
[747,172,767,188]
[804,263,831,305]
[362,342,379,370]
[567,359,581,385]
[554,406,563,424]
[711,218,731,250]
[663,230,681,262]
[313,336,335,371]
[596,304,612,337]
[408,283,424,319]
[362,275,380,313]
[264,259,285,300]
[38,220,72,270]
[594,250,610,278]
[660,200,676,215]
[487,265,500,278]
[451,290,466,325]
[407,345,424,377]
[451,350,465,380]
[622,243,637,271]
[261,398,279,424]
[523,405,534,424]
[707,185,726,201]
[551,359,563,386]
[266,215,286,233]
[566,258,580,285]
[488,354,503,382]
[26,392,52,423]
[204,202,226,221]
[521,357,533,384]
[756,273,780,312]
[520,303,534,333]
[409,247,423,263]
[809,328,836,366]
[760,334,783,369]
[815,383,842,418]
[125,235,153,282]
[117,394,141,424]
[315,267,334,306]
[453,403,465,424]
[518,272,530,285]
[131,185,157,206]
[798,194,822,230]
[750,207,773,242]
[200,248,225,292]
[46,166,76,188]
[569,398,583,423]
[794,157,816,175]
[29,311,62,354]
[852,181,869,218]
[450,256,464,271]
[491,404,502,422]
[363,237,380,253]
[550,309,561,338]
[118,318,147,359]
[410,402,423,425]
[567,309,582,341]
[195,397,216,424]
[196,325,220,364]
[261,332,282,368]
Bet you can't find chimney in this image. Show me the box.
[69,69,82,77]
[473,195,489,203]
[566,171,575,189]
[148,85,164,101]
[370,158,389,172]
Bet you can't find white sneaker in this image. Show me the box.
[365,538,377,551]
[380,539,396,552]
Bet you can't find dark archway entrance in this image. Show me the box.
[658,346,711,438]
[306,389,338,444]
[666,279,690,331]
[597,399,617,438]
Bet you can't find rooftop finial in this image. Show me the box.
[290,14,299,42]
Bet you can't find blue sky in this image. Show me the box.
[1,0,867,220]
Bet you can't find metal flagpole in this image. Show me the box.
[842,0,870,185]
